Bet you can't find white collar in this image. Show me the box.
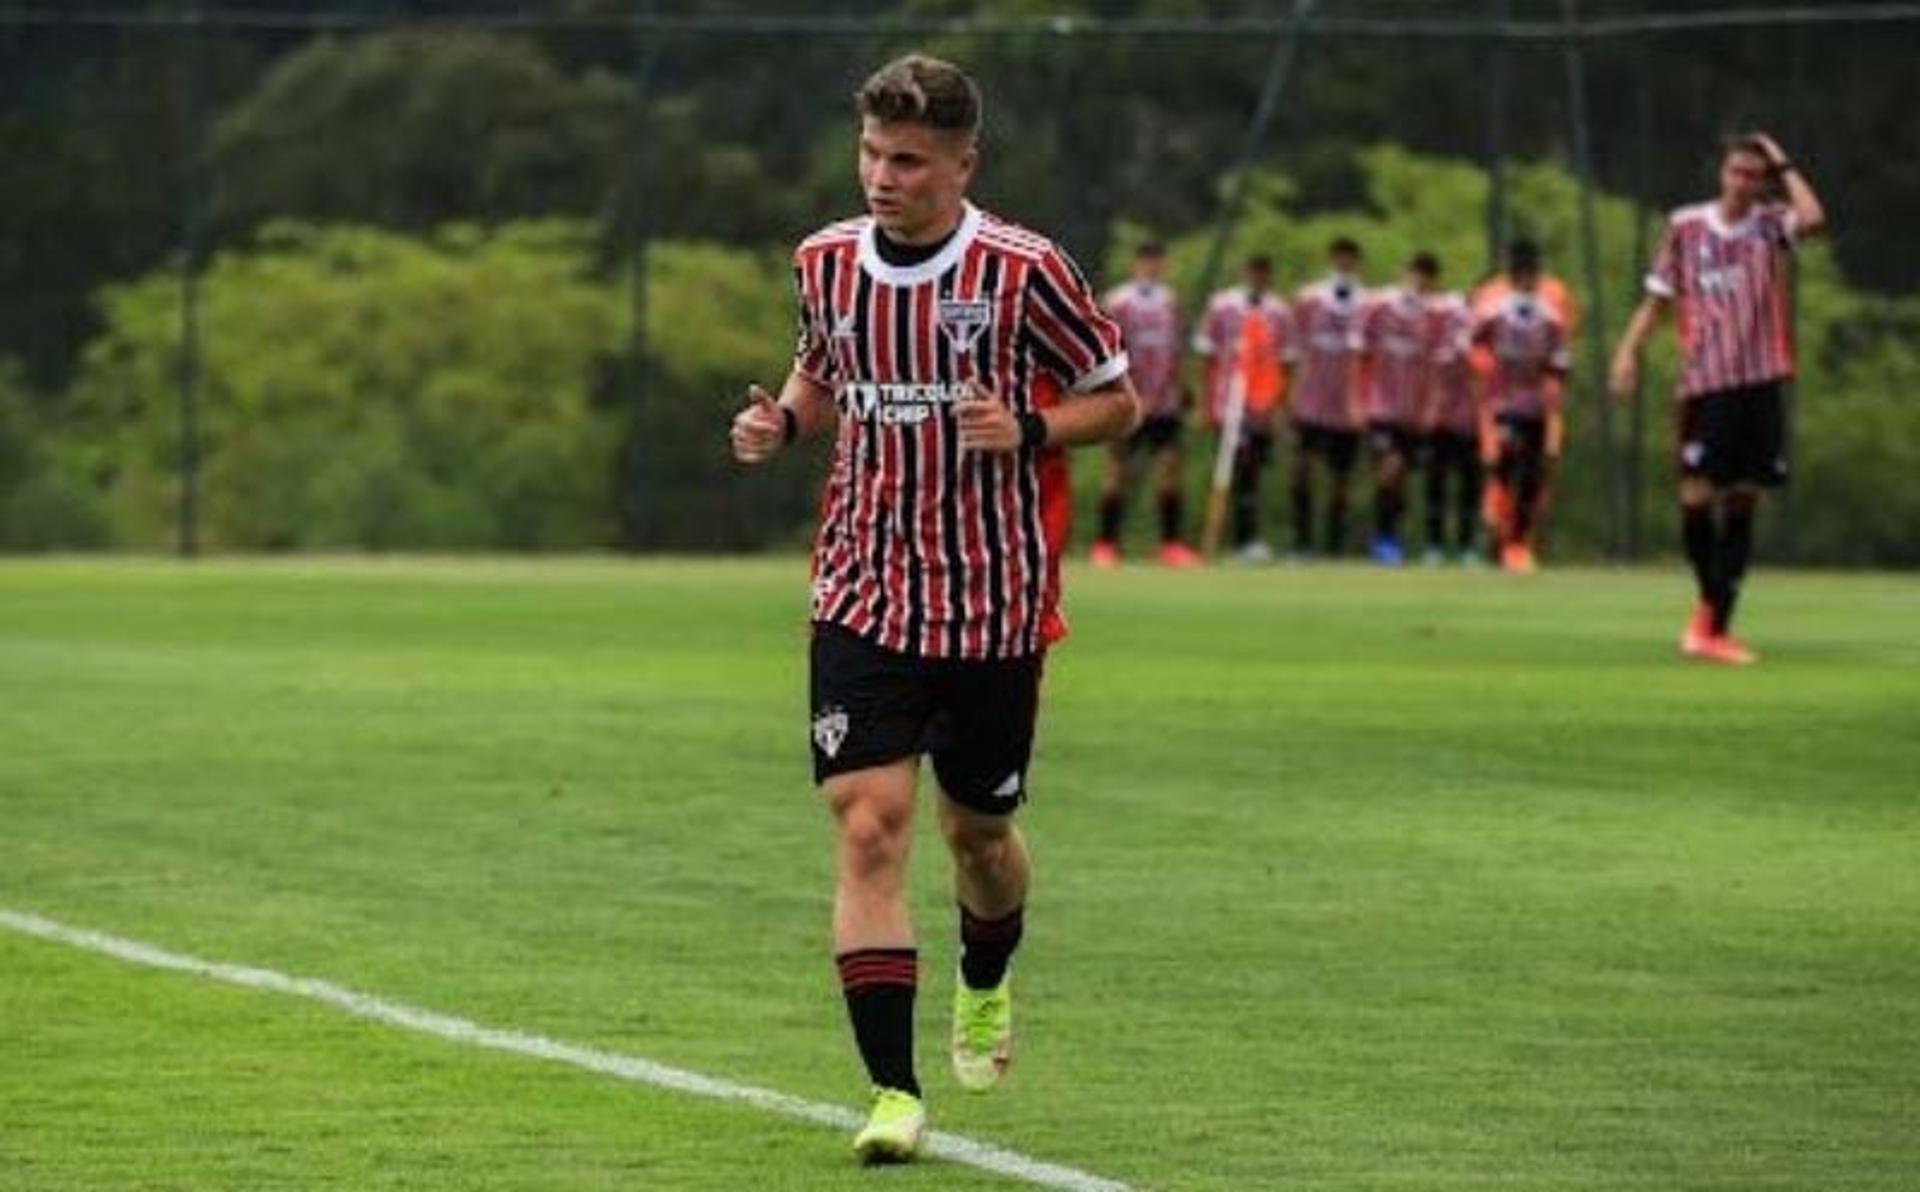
[858,202,982,286]
[1706,201,1758,238]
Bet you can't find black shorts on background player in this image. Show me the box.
[1679,382,1788,489]
[1126,414,1182,453]
[1366,421,1419,461]
[809,624,1040,814]
[1294,422,1360,472]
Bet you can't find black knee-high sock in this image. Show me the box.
[1327,476,1350,554]
[1289,466,1313,551]
[1157,490,1183,544]
[837,949,919,1095]
[1424,460,1446,551]
[1457,458,1482,552]
[958,904,1024,991]
[1096,492,1124,544]
[1682,502,1722,611]
[1375,481,1402,541]
[1715,497,1757,634]
[1231,450,1261,546]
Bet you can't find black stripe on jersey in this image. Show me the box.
[893,281,924,656]
[973,253,1002,383]
[851,267,892,637]
[976,453,1006,658]
[1031,262,1109,367]
[1011,338,1044,655]
[935,267,967,659]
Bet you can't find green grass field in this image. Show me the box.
[2,557,1916,1190]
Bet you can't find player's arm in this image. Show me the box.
[1750,132,1827,238]
[1609,294,1668,402]
[729,370,835,465]
[956,376,1142,455]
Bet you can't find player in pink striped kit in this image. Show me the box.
[1288,238,1368,559]
[1360,252,1443,565]
[1611,132,1826,664]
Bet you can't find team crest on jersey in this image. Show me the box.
[937,299,993,352]
[812,705,849,758]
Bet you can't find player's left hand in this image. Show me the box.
[955,386,1022,455]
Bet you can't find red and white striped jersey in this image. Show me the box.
[791,202,1128,660]
[1646,201,1799,400]
[1361,286,1432,427]
[1473,291,1571,419]
[1290,278,1367,430]
[1103,279,1182,417]
[1193,286,1293,424]
[1426,291,1477,434]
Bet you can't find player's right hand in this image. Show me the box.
[730,385,786,464]
[1607,352,1637,403]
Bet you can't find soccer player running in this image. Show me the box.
[1473,240,1571,574]
[1610,132,1826,664]
[728,55,1139,1163]
[1288,238,1369,560]
[1422,274,1484,564]
[1359,251,1443,565]
[1092,242,1201,568]
[1195,255,1293,561]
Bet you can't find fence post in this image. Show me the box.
[1562,0,1621,560]
[172,1,206,558]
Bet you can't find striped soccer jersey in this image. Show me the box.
[1646,200,1799,399]
[1361,286,1433,427]
[1473,290,1571,419]
[792,202,1128,660]
[1103,279,1182,418]
[1194,286,1293,425]
[1290,277,1368,430]
[1426,291,1478,435]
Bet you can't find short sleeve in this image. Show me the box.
[1026,243,1129,392]
[1767,202,1800,250]
[1645,219,1679,299]
[790,256,833,385]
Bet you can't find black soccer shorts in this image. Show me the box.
[808,623,1042,815]
[1293,421,1361,472]
[1679,382,1789,489]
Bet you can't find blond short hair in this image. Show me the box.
[855,54,981,139]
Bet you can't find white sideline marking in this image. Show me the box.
[0,909,1129,1192]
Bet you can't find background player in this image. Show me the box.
[1195,255,1293,561]
[1288,237,1368,560]
[1610,131,1826,664]
[1421,271,1484,565]
[1473,240,1570,573]
[1360,251,1442,565]
[1092,242,1200,568]
[729,54,1140,1163]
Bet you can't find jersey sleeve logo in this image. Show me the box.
[937,298,993,352]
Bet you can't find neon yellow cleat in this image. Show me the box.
[851,1086,925,1164]
[950,971,1014,1091]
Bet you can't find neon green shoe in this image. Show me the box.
[950,971,1013,1091]
[851,1086,925,1164]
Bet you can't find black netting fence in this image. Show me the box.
[2,2,1915,563]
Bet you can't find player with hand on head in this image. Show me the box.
[1092,242,1201,568]
[729,53,1139,1164]
[1473,240,1570,574]
[1611,131,1825,664]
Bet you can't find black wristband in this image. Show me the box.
[779,405,798,446]
[1017,411,1049,451]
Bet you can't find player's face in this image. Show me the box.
[858,117,976,243]
[1331,248,1361,277]
[1719,149,1769,209]
[1134,253,1167,282]
[1406,269,1434,294]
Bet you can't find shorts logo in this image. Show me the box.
[812,706,849,759]
[938,299,993,353]
[991,771,1023,801]
[1682,440,1707,468]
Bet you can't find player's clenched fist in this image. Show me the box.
[955,384,1026,456]
[730,384,788,464]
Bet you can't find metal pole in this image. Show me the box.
[1562,0,1620,559]
[1485,0,1511,274]
[1182,0,1317,330]
[1626,40,1653,561]
[622,0,661,550]
[173,1,205,558]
